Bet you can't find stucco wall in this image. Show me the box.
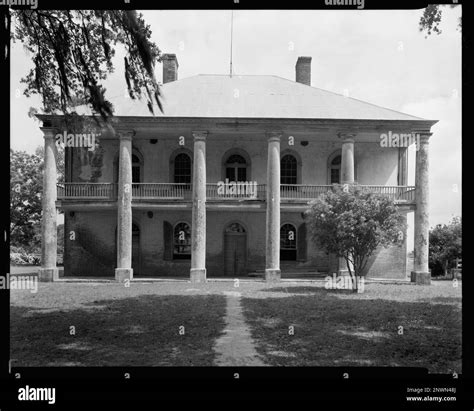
[69,133,400,186]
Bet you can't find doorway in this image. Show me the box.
[224,223,247,277]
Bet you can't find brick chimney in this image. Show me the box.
[295,56,312,86]
[162,54,179,84]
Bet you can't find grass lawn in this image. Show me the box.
[10,280,462,371]
[10,283,227,366]
[241,281,462,373]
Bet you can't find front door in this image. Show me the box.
[224,223,247,277]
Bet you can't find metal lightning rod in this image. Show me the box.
[230,10,234,77]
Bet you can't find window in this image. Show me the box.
[280,223,297,261]
[114,151,142,183]
[173,222,191,259]
[330,155,341,184]
[281,154,297,185]
[132,154,141,183]
[174,153,192,184]
[225,154,247,182]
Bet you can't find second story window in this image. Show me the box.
[281,154,297,185]
[132,154,141,183]
[330,155,341,184]
[225,154,247,182]
[174,153,192,184]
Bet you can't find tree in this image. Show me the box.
[429,217,462,277]
[419,5,461,37]
[10,10,163,127]
[10,149,43,248]
[305,185,406,292]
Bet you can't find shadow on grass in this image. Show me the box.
[262,286,356,295]
[11,294,227,367]
[241,288,461,373]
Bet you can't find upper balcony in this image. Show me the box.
[56,183,416,205]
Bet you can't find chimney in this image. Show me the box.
[295,56,312,86]
[162,53,179,84]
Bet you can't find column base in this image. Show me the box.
[411,271,431,285]
[265,268,281,282]
[38,268,59,282]
[115,268,133,283]
[190,268,207,283]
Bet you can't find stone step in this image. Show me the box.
[247,270,328,279]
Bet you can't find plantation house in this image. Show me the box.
[37,54,437,283]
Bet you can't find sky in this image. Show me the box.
[10,8,462,241]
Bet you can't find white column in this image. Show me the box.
[115,130,135,282]
[341,136,355,184]
[190,131,208,282]
[265,132,281,281]
[338,133,356,276]
[39,128,59,282]
[411,132,431,285]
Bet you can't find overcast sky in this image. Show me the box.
[10,8,462,238]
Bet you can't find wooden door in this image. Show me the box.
[224,232,247,277]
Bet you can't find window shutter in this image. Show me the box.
[297,222,307,261]
[163,221,173,261]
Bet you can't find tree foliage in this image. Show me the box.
[11,10,163,125]
[305,185,406,291]
[429,216,462,276]
[419,5,461,37]
[10,149,43,247]
[10,147,64,249]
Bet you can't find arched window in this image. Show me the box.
[174,153,192,184]
[173,222,191,259]
[281,154,297,185]
[225,154,247,182]
[280,223,297,261]
[114,150,143,183]
[330,155,341,184]
[225,222,246,233]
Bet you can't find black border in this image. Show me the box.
[1,0,470,407]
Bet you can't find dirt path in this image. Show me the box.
[213,291,267,366]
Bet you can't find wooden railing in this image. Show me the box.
[57,183,416,203]
[132,183,192,200]
[57,183,116,200]
[357,185,416,202]
[281,185,333,200]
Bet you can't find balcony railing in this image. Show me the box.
[132,183,192,200]
[57,183,416,204]
[57,183,116,200]
[281,185,333,200]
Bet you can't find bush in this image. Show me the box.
[10,246,41,265]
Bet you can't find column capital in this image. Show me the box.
[337,132,357,142]
[116,129,136,140]
[40,127,60,139]
[414,131,432,143]
[266,131,282,142]
[192,131,208,141]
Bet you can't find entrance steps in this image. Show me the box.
[247,266,329,279]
